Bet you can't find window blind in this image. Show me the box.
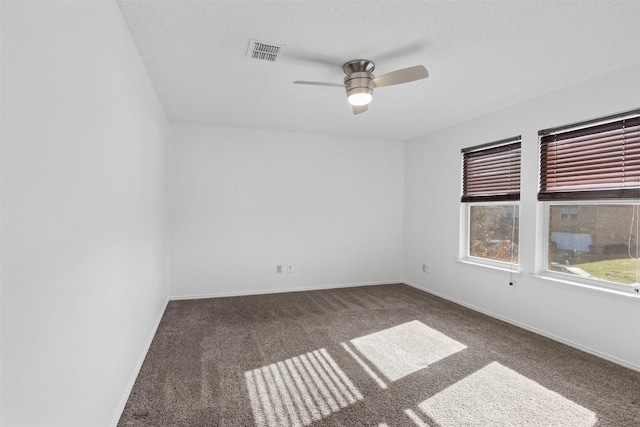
[538,110,640,201]
[461,137,521,203]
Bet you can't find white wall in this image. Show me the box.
[1,2,169,426]
[169,123,404,298]
[404,63,640,370]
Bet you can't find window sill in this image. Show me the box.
[531,273,640,302]
[455,258,522,275]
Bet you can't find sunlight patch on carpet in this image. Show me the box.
[350,320,467,382]
[416,361,597,427]
[404,408,431,426]
[341,342,388,389]
[245,348,363,427]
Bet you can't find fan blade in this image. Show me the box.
[293,81,345,87]
[373,65,428,87]
[352,104,368,115]
[371,41,427,64]
[283,47,343,68]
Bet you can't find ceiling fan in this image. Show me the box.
[294,59,428,114]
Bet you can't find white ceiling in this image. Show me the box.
[117,0,640,141]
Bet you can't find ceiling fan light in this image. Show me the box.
[348,92,372,106]
[347,85,373,106]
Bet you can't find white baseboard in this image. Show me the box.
[169,280,403,301]
[402,280,640,373]
[110,297,169,427]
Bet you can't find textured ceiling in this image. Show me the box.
[117,1,640,141]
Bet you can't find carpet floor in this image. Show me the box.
[118,284,640,426]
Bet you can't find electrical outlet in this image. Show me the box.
[422,264,430,273]
[287,265,294,273]
[276,265,282,273]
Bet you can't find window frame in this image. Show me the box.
[462,201,521,270]
[538,109,640,294]
[541,200,640,294]
[460,136,521,270]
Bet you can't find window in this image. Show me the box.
[559,207,578,220]
[468,204,519,264]
[539,109,640,292]
[462,137,521,266]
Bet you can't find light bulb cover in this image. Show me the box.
[348,92,373,106]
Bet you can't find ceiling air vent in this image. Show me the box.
[247,40,282,62]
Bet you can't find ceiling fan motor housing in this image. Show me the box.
[343,60,376,105]
[344,72,374,101]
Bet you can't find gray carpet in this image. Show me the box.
[118,284,640,426]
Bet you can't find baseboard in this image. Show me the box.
[169,280,403,301]
[402,280,640,373]
[110,297,169,427]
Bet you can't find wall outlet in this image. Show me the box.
[422,264,430,273]
[287,265,294,273]
[276,265,282,273]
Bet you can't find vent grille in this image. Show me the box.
[247,40,282,62]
